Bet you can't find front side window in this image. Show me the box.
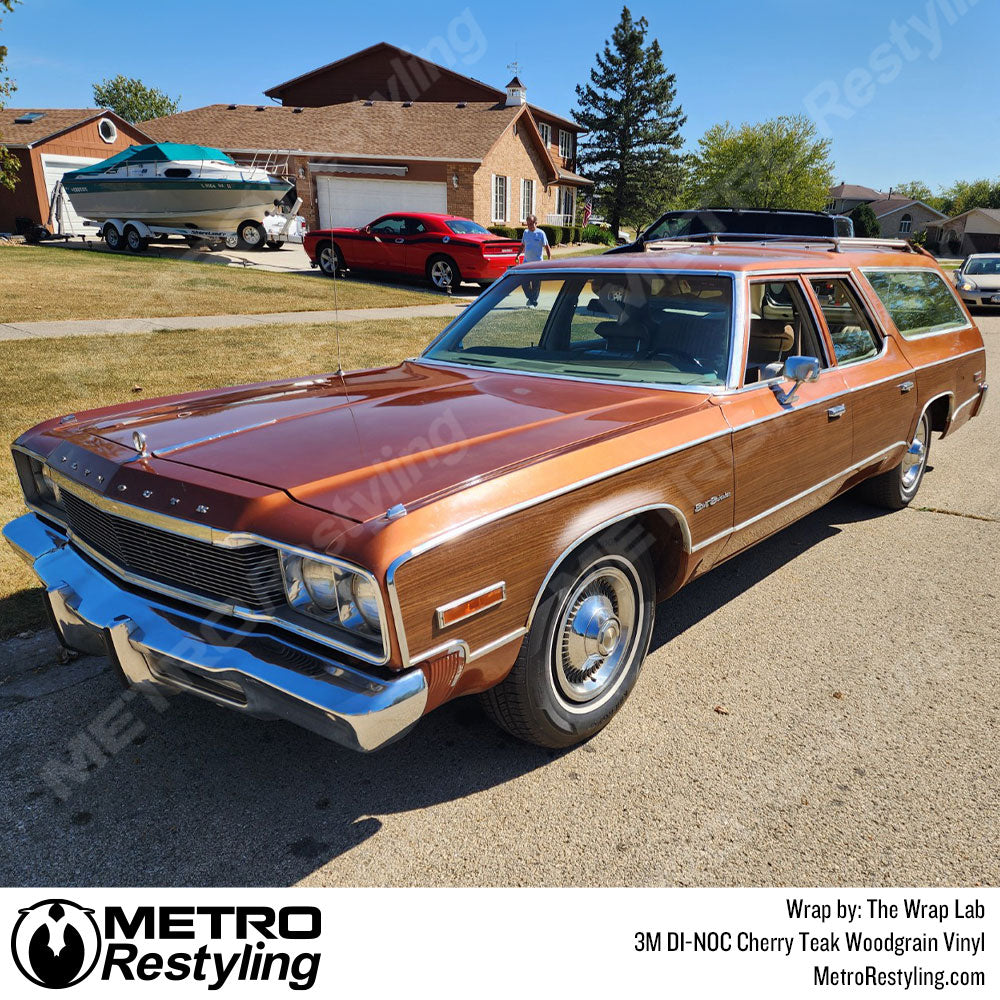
[745,280,828,384]
[808,277,880,364]
[492,175,507,222]
[423,271,733,387]
[371,216,406,236]
[863,268,969,338]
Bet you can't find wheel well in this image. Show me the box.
[427,252,455,271]
[926,394,951,434]
[533,508,688,622]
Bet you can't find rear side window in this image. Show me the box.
[863,269,968,338]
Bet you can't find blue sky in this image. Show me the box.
[3,0,997,192]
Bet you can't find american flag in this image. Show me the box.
[583,196,593,226]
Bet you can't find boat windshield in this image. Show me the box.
[423,270,733,386]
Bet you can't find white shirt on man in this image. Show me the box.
[521,227,549,262]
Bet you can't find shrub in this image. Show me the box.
[581,224,616,246]
[911,229,928,247]
[489,225,516,239]
[850,203,880,239]
[541,224,562,246]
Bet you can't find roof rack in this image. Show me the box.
[644,233,923,254]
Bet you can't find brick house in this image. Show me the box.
[925,208,1000,256]
[827,183,887,215]
[144,43,590,232]
[0,108,153,234]
[867,197,947,240]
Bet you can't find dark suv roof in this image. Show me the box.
[609,207,854,254]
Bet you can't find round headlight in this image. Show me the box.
[351,574,381,629]
[301,559,340,610]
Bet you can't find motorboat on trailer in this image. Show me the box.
[61,143,293,235]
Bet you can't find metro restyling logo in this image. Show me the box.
[11,902,321,990]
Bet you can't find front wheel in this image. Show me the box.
[103,223,124,251]
[861,410,931,510]
[427,255,459,291]
[481,535,655,748]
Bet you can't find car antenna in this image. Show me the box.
[331,255,345,378]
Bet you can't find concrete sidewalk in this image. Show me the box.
[0,301,471,342]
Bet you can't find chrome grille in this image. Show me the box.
[60,489,286,610]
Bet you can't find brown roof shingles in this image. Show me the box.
[0,108,109,147]
[144,101,528,162]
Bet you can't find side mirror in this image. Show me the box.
[772,355,820,406]
[364,225,372,234]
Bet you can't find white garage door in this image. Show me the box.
[316,176,448,229]
[40,154,101,234]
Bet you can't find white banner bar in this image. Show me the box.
[2,887,994,996]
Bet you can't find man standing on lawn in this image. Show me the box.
[521,215,551,306]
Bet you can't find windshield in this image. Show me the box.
[965,257,1000,275]
[445,219,491,235]
[423,271,733,386]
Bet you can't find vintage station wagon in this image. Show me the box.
[4,238,988,750]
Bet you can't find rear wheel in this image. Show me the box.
[222,233,240,250]
[481,535,655,748]
[861,410,931,510]
[317,242,343,277]
[266,240,285,249]
[427,254,459,291]
[236,220,265,250]
[103,223,124,251]
[123,225,148,252]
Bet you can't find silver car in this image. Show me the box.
[953,253,1000,308]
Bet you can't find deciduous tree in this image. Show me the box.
[688,114,834,211]
[92,74,179,123]
[0,0,20,192]
[850,202,880,238]
[574,7,686,235]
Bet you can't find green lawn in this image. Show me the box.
[0,317,444,638]
[0,245,447,323]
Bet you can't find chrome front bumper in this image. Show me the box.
[3,513,427,752]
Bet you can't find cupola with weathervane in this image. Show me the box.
[504,75,527,107]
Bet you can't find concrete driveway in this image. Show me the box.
[1,319,996,888]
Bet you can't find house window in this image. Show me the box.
[538,122,551,146]
[521,179,535,222]
[98,118,118,144]
[899,213,912,234]
[559,129,572,160]
[492,175,508,223]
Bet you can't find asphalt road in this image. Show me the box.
[1,317,996,888]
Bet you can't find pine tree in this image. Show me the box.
[574,7,686,236]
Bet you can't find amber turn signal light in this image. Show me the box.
[435,582,506,629]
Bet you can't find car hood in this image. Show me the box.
[84,362,704,522]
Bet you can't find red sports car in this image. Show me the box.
[304,212,523,291]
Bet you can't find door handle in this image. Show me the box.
[394,238,404,243]
[827,404,846,420]
[898,381,915,394]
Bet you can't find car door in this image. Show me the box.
[716,275,853,557]
[351,216,406,270]
[805,273,916,468]
[401,216,433,275]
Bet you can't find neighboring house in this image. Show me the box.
[143,42,590,232]
[827,183,887,215]
[866,196,947,240]
[145,97,586,231]
[0,108,153,234]
[925,208,1000,256]
[264,43,584,179]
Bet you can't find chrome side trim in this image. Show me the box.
[525,503,695,630]
[468,627,528,662]
[950,391,984,422]
[409,639,471,668]
[919,390,955,435]
[691,441,908,553]
[435,581,506,629]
